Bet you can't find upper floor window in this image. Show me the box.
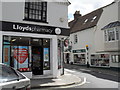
[104,27,120,42]
[24,2,47,22]
[74,34,78,44]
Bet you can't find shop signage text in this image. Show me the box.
[73,49,86,53]
[0,21,70,36]
[13,24,53,33]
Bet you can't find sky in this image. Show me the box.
[68,0,114,21]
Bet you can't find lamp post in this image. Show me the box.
[61,38,64,75]
[86,45,89,68]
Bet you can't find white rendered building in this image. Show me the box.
[68,0,120,69]
[0,0,70,78]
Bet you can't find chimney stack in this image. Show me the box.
[74,10,81,20]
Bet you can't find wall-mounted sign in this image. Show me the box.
[73,49,86,53]
[0,21,69,36]
[55,28,61,35]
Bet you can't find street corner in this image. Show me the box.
[31,72,82,89]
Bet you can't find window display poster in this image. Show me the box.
[13,46,29,71]
[3,45,10,65]
[44,48,49,61]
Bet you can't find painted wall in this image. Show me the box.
[95,2,118,52]
[0,32,2,63]
[70,27,96,64]
[0,1,69,28]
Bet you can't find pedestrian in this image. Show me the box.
[87,61,90,68]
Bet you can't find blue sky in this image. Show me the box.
[68,0,114,21]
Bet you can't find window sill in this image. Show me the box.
[23,19,48,24]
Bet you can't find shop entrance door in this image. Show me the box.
[32,46,43,75]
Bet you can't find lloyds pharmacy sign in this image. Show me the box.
[13,24,53,34]
[0,21,69,36]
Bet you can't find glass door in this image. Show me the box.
[32,46,43,75]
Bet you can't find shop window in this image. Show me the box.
[43,39,50,47]
[111,55,120,63]
[3,36,31,72]
[24,1,47,22]
[31,38,42,46]
[3,36,11,44]
[11,37,30,46]
[43,39,50,70]
[91,54,109,66]
[43,48,50,70]
[3,45,11,66]
[58,39,62,69]
[74,54,86,64]
[11,46,30,71]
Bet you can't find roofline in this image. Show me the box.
[70,25,96,34]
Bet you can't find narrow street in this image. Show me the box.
[32,64,119,90]
[63,64,119,88]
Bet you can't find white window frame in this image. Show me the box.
[104,27,120,42]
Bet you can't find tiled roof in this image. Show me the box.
[101,21,120,30]
[69,8,103,33]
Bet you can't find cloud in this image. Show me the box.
[68,0,114,21]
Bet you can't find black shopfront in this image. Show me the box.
[1,21,69,75]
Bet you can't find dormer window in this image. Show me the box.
[83,19,88,24]
[91,16,97,22]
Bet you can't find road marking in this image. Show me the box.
[65,69,76,73]
[80,69,91,72]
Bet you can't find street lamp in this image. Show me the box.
[86,45,90,68]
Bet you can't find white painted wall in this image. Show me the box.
[0,31,2,63]
[118,1,120,21]
[0,1,2,20]
[0,0,69,77]
[70,27,96,64]
[95,2,118,52]
[0,1,69,28]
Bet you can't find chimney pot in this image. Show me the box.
[74,10,81,20]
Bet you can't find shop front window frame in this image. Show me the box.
[91,54,110,67]
[111,55,120,63]
[2,36,51,72]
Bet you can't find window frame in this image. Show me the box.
[104,27,120,42]
[74,34,78,44]
[111,55,120,63]
[24,1,47,23]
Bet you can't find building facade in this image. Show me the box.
[0,0,70,78]
[68,0,120,69]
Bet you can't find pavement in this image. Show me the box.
[30,64,120,89]
[30,70,81,89]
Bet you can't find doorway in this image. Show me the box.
[32,46,43,75]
